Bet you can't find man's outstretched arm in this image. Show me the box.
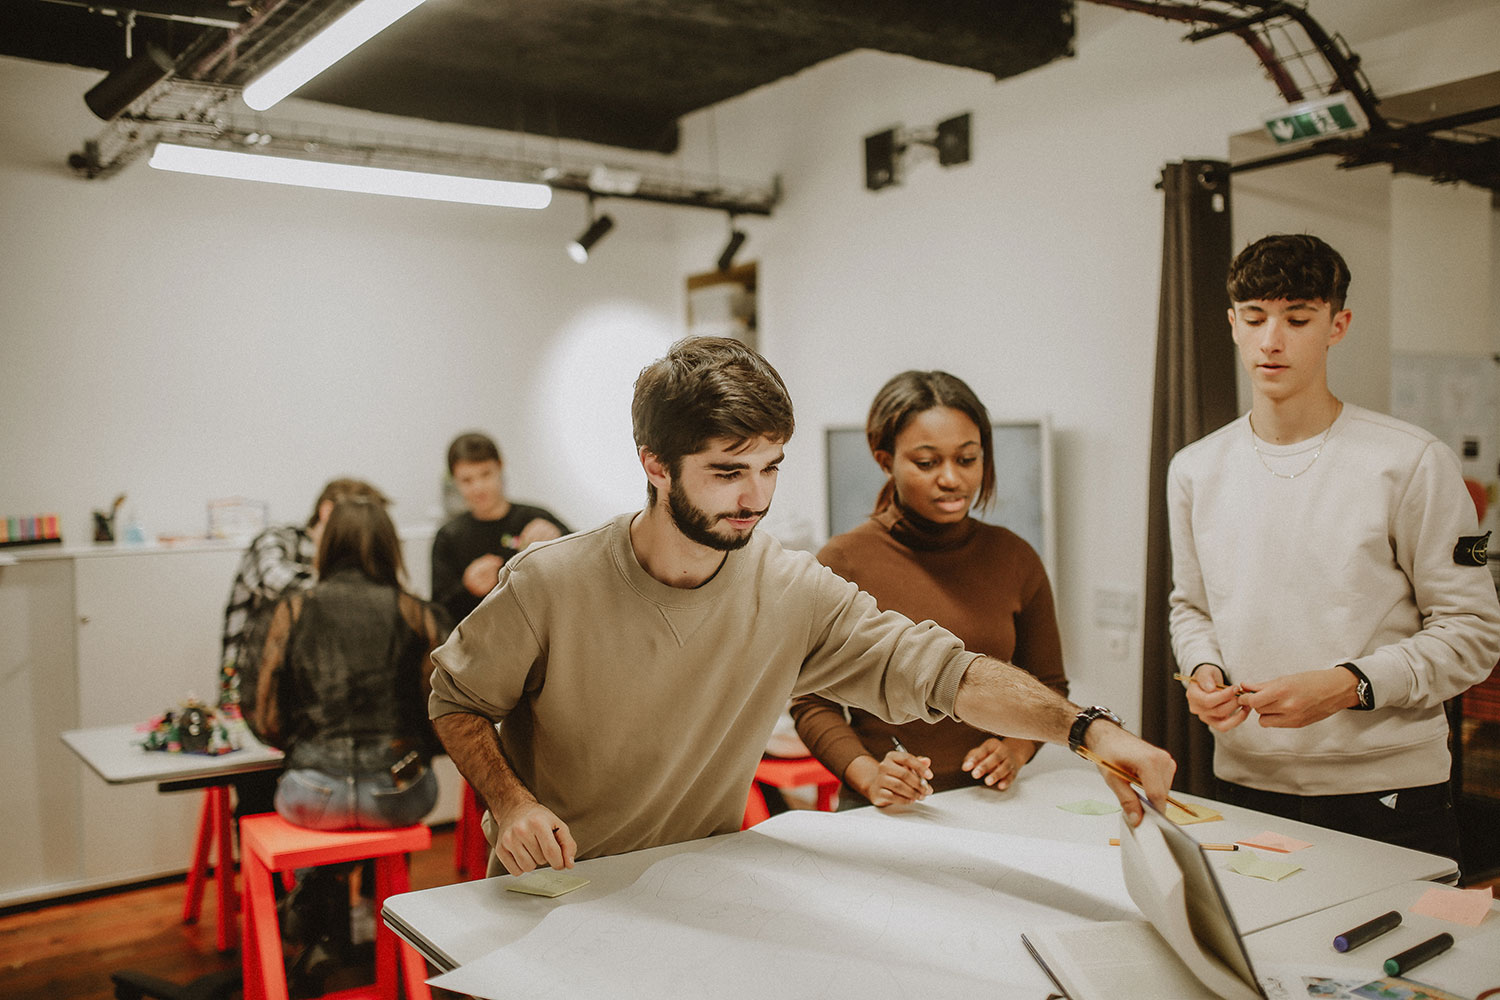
[433,712,577,875]
[952,656,1176,825]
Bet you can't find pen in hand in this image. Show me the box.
[890,736,932,793]
[1173,672,1232,691]
[1072,744,1196,815]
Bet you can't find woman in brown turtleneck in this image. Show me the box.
[791,371,1068,807]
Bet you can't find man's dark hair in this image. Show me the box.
[631,336,795,504]
[447,432,502,474]
[308,478,389,528]
[1227,233,1351,311]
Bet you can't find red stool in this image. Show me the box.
[453,783,491,880]
[181,785,238,951]
[238,814,433,1000]
[742,756,842,829]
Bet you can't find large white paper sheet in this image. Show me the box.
[431,809,1139,1000]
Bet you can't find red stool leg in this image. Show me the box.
[374,853,431,1000]
[210,786,237,951]
[742,784,771,829]
[182,788,213,926]
[241,845,289,1000]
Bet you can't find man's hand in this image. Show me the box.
[491,798,578,876]
[962,737,1037,791]
[1237,668,1359,728]
[1087,723,1176,827]
[1184,665,1250,732]
[462,553,504,597]
[844,751,932,807]
[515,518,563,550]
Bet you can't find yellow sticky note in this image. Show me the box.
[1228,854,1302,882]
[1168,801,1222,825]
[1058,799,1121,815]
[1410,885,1493,927]
[505,870,590,898]
[1235,830,1313,853]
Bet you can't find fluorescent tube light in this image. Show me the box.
[242,0,429,111]
[148,143,553,209]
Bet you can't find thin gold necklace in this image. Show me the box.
[1250,407,1340,480]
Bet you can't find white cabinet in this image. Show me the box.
[2,526,453,907]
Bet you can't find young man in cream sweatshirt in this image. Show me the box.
[1169,233,1500,863]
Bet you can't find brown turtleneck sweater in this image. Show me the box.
[790,506,1068,796]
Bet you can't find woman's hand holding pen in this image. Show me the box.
[845,746,932,807]
[962,736,1038,791]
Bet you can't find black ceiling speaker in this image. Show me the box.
[85,43,175,121]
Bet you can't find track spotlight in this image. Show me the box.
[717,228,747,271]
[85,43,174,120]
[568,213,615,263]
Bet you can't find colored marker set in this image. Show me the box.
[0,513,62,548]
[1332,909,1454,977]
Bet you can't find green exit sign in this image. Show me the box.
[1262,93,1364,145]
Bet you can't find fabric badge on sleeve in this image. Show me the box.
[1453,531,1490,566]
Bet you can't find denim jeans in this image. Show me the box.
[275,763,438,830]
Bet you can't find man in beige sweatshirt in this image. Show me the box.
[432,336,1175,876]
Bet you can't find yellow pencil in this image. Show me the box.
[1110,837,1236,850]
[1072,744,1197,815]
[1173,672,1231,690]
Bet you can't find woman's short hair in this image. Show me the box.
[316,497,405,586]
[631,336,795,504]
[865,370,996,515]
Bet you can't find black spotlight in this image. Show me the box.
[568,214,615,263]
[85,43,175,121]
[716,229,747,271]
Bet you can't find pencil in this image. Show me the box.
[1173,672,1231,691]
[1109,838,1236,850]
[1072,744,1196,815]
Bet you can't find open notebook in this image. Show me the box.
[1023,796,1267,1000]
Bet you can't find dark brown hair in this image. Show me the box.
[866,370,995,515]
[631,336,795,504]
[1227,233,1351,311]
[316,497,405,587]
[446,432,502,475]
[307,478,389,528]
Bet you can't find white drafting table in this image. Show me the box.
[1245,879,1500,999]
[61,721,283,786]
[383,750,1460,980]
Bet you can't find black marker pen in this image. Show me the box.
[1333,910,1401,952]
[1383,932,1454,976]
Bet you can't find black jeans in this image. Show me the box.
[1215,778,1462,874]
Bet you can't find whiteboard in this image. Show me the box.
[824,419,1055,579]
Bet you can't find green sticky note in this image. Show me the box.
[1057,799,1121,815]
[505,869,591,897]
[1228,854,1302,882]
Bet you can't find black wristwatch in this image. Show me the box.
[1337,663,1375,711]
[1069,705,1125,753]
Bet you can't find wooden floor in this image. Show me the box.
[0,825,469,1000]
[2,822,1496,1000]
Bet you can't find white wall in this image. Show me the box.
[669,1,1500,720]
[3,0,1498,727]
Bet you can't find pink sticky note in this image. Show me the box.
[1235,830,1313,853]
[1411,885,1494,927]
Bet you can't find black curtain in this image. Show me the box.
[1139,160,1237,796]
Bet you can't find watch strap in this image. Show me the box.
[1069,705,1123,752]
[1337,663,1375,710]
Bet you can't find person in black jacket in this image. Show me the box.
[431,431,571,623]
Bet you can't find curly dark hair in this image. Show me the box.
[1227,233,1351,311]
